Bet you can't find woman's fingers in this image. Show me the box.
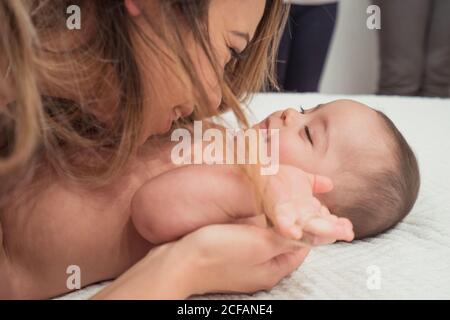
[175,224,313,296]
[260,248,311,288]
[261,227,307,255]
[272,248,310,274]
[233,225,306,262]
[248,226,307,261]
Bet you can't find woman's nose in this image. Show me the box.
[174,104,194,121]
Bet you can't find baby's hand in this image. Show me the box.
[264,165,354,245]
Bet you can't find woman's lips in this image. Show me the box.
[159,106,191,135]
[161,118,173,134]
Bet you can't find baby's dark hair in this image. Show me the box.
[322,110,420,239]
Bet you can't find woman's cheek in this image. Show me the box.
[194,48,223,111]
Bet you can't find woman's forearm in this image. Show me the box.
[92,243,194,300]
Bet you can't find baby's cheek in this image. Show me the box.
[277,137,320,173]
[277,139,303,166]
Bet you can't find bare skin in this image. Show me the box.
[131,99,384,247]
[0,0,276,299]
[0,143,176,299]
[0,0,340,299]
[0,100,363,299]
[0,96,379,300]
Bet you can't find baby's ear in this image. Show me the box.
[308,174,334,194]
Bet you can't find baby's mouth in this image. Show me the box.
[256,117,272,146]
[257,117,270,131]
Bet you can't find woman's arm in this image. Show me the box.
[93,223,311,299]
[92,242,192,299]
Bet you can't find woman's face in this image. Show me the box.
[125,0,267,142]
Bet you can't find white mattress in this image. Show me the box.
[59,93,450,300]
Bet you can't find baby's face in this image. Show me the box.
[256,99,390,179]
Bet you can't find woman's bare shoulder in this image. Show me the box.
[0,218,20,299]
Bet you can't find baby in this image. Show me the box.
[132,99,421,243]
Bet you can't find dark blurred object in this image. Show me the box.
[374,0,450,97]
[274,2,338,92]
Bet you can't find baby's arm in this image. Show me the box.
[131,165,259,244]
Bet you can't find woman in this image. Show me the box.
[0,0,337,299]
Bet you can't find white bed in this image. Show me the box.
[59,93,450,300]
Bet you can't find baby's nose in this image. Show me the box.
[282,108,299,126]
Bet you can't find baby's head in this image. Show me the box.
[257,99,420,239]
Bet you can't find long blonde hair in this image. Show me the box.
[0,0,288,207]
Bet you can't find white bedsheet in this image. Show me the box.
[59,93,450,300]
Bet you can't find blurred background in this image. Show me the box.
[277,0,450,96]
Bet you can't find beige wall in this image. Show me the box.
[319,0,379,94]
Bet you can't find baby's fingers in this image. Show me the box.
[303,217,354,242]
[273,202,303,240]
[272,199,322,240]
[300,232,336,246]
[337,217,354,241]
[312,205,354,241]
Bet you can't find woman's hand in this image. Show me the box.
[176,223,310,296]
[93,223,309,299]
